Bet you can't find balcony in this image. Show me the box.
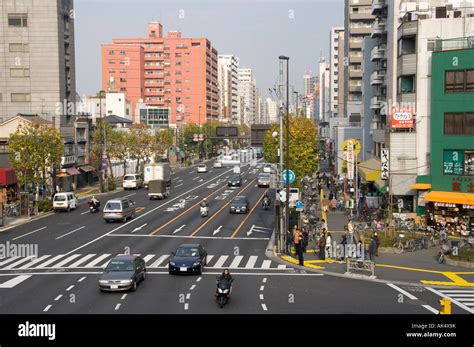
[398,20,417,40]
[348,81,362,93]
[370,70,385,85]
[371,19,387,38]
[349,52,363,64]
[371,0,387,15]
[350,26,373,35]
[370,96,385,110]
[397,53,416,76]
[370,45,386,61]
[349,68,363,78]
[350,12,375,20]
[349,39,363,49]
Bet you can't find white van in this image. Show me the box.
[53,192,78,212]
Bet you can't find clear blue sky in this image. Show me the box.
[75,0,343,98]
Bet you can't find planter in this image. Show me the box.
[378,247,397,254]
[445,256,474,269]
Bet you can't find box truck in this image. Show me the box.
[143,163,171,188]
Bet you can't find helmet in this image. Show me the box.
[203,198,207,202]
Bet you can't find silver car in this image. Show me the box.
[103,198,136,223]
[257,173,271,188]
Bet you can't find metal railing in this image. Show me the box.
[434,36,474,52]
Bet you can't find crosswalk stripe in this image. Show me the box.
[0,275,32,288]
[150,255,169,268]
[206,255,214,264]
[68,254,96,268]
[245,256,258,269]
[52,254,82,268]
[213,255,229,268]
[261,260,272,269]
[439,290,474,293]
[0,257,21,267]
[85,254,111,267]
[444,294,474,297]
[229,256,243,268]
[463,302,474,306]
[143,255,155,264]
[18,255,52,269]
[448,298,474,301]
[36,254,67,268]
[3,256,35,270]
[277,264,287,269]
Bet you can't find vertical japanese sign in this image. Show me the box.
[347,140,354,180]
[443,150,464,175]
[381,149,389,180]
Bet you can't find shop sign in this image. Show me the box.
[391,106,414,129]
[381,149,389,180]
[346,140,354,180]
[434,202,456,208]
[443,150,464,175]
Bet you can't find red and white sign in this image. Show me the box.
[346,140,354,180]
[391,106,415,129]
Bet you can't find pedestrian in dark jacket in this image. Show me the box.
[318,231,327,260]
[301,227,309,253]
[373,232,380,256]
[368,236,377,262]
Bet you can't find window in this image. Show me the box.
[445,70,465,92]
[352,7,359,13]
[465,151,474,176]
[119,50,126,55]
[175,53,182,57]
[191,42,201,47]
[108,60,115,64]
[443,150,474,176]
[176,79,182,84]
[0,94,2,102]
[9,43,28,52]
[444,113,474,135]
[176,61,182,66]
[11,93,30,102]
[120,87,127,92]
[175,70,182,75]
[108,69,115,73]
[10,68,30,77]
[120,78,126,82]
[398,75,415,94]
[108,50,115,55]
[467,70,474,91]
[398,37,416,55]
[8,14,28,27]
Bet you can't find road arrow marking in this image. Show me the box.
[132,224,147,233]
[213,226,223,236]
[173,225,186,234]
[199,179,203,182]
[247,225,255,237]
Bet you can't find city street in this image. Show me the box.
[0,159,470,315]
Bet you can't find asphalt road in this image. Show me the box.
[0,159,471,314]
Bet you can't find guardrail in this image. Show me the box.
[345,258,375,278]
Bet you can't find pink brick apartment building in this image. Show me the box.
[101,22,219,125]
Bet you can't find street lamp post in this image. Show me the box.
[98,90,106,193]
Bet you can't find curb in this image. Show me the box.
[445,257,474,269]
[264,229,471,289]
[0,211,55,233]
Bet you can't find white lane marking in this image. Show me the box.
[43,305,52,312]
[150,255,169,268]
[186,293,191,300]
[63,168,234,256]
[261,304,268,311]
[260,285,265,291]
[132,224,148,233]
[198,179,203,182]
[262,278,267,283]
[175,183,183,188]
[115,303,121,311]
[0,275,32,288]
[0,271,324,277]
[447,294,474,298]
[422,305,439,314]
[0,257,20,267]
[12,227,47,241]
[121,294,127,300]
[66,285,74,291]
[245,256,258,269]
[3,256,35,270]
[190,285,196,290]
[426,287,474,314]
[142,255,155,264]
[78,276,86,283]
[80,211,90,215]
[84,254,111,267]
[386,283,418,301]
[259,294,264,300]
[17,255,51,270]
[54,295,63,301]
[197,277,202,282]
[68,254,96,268]
[35,254,67,268]
[206,255,214,264]
[107,234,270,241]
[56,226,86,240]
[51,254,82,268]
[173,225,186,234]
[192,177,199,181]
[123,193,136,198]
[277,265,287,269]
[261,260,272,269]
[229,256,243,269]
[212,226,222,236]
[184,303,189,310]
[213,256,229,268]
[247,225,255,236]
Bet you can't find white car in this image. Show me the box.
[122,174,143,190]
[213,161,223,168]
[263,164,273,173]
[197,164,208,173]
[53,192,78,212]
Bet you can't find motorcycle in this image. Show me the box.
[262,198,270,210]
[200,205,209,218]
[88,200,100,213]
[216,277,233,308]
[437,242,452,264]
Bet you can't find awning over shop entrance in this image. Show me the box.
[357,158,381,182]
[66,167,81,176]
[56,172,69,178]
[424,191,474,205]
[411,183,432,190]
[78,165,95,173]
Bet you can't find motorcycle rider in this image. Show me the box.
[262,193,271,208]
[216,269,233,296]
[200,198,209,216]
[88,196,100,210]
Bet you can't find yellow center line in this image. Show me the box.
[189,178,256,237]
[148,183,228,236]
[231,189,268,238]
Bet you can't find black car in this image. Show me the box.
[228,175,242,187]
[230,196,250,214]
[169,244,207,275]
[98,255,146,292]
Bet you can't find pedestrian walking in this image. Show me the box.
[368,236,377,262]
[293,226,304,266]
[347,219,354,244]
[325,232,332,259]
[286,229,293,255]
[301,227,309,253]
[373,232,380,256]
[318,230,327,260]
[339,234,348,260]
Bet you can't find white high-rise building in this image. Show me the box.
[218,55,239,124]
[266,97,278,124]
[318,58,331,123]
[330,28,344,118]
[237,68,257,126]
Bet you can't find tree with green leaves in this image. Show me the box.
[263,116,319,182]
[8,118,62,196]
[128,123,155,172]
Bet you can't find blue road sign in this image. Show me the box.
[282,170,295,185]
[296,201,303,209]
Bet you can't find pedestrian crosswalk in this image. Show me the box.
[435,289,474,314]
[0,253,287,271]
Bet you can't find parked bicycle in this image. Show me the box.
[393,234,411,254]
[4,202,19,217]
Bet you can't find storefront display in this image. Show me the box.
[426,202,474,234]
